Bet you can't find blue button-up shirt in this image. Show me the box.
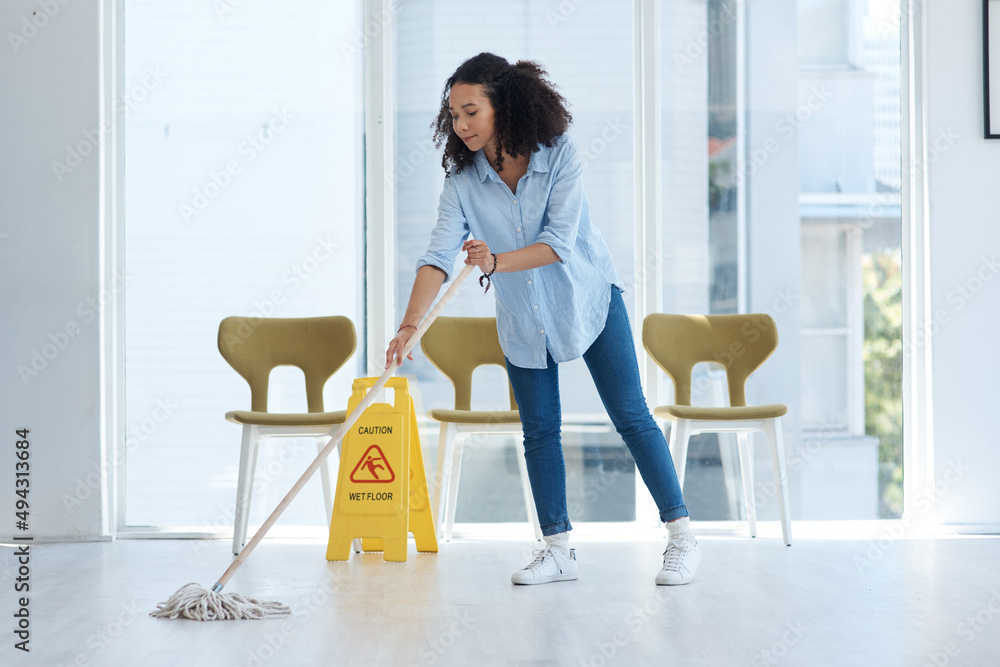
[416,133,623,369]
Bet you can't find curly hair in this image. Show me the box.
[432,52,573,175]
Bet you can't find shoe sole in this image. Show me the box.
[655,575,693,586]
[511,572,579,585]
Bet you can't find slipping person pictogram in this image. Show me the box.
[363,455,384,479]
[349,444,395,483]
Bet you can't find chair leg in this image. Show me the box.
[433,423,453,538]
[444,432,466,542]
[736,431,757,538]
[232,425,259,555]
[763,418,792,546]
[514,432,543,541]
[316,436,333,527]
[718,432,740,523]
[668,419,692,490]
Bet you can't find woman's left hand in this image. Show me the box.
[463,239,494,271]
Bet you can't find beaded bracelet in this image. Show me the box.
[479,253,498,294]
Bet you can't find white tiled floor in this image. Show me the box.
[3,534,1000,666]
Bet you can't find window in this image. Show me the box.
[795,0,903,519]
[122,1,363,530]
[120,0,905,534]
[387,0,904,529]
[798,0,854,67]
[393,0,637,525]
[664,0,903,522]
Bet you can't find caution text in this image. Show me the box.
[357,425,392,435]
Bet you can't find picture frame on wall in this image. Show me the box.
[986,0,1000,138]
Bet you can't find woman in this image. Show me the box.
[385,52,700,586]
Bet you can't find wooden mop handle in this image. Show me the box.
[213,264,476,591]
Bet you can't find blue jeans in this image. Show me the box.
[505,288,688,536]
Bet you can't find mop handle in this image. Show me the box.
[213,264,475,592]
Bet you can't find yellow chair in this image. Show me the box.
[218,316,356,554]
[642,313,792,545]
[420,316,542,541]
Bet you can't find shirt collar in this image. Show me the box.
[472,143,552,183]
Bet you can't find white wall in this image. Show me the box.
[926,1,1000,527]
[0,1,107,540]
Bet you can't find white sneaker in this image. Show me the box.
[655,534,701,585]
[511,545,579,585]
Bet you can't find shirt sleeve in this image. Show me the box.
[415,174,470,282]
[535,135,584,264]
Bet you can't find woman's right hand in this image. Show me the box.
[385,327,416,369]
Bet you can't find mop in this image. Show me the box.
[151,265,474,620]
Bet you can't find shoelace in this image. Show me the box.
[523,547,556,571]
[662,539,693,572]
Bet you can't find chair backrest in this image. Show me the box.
[420,316,518,412]
[218,316,356,413]
[642,313,779,407]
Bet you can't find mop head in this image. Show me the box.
[150,583,290,621]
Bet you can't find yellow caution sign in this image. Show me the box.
[326,376,438,562]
